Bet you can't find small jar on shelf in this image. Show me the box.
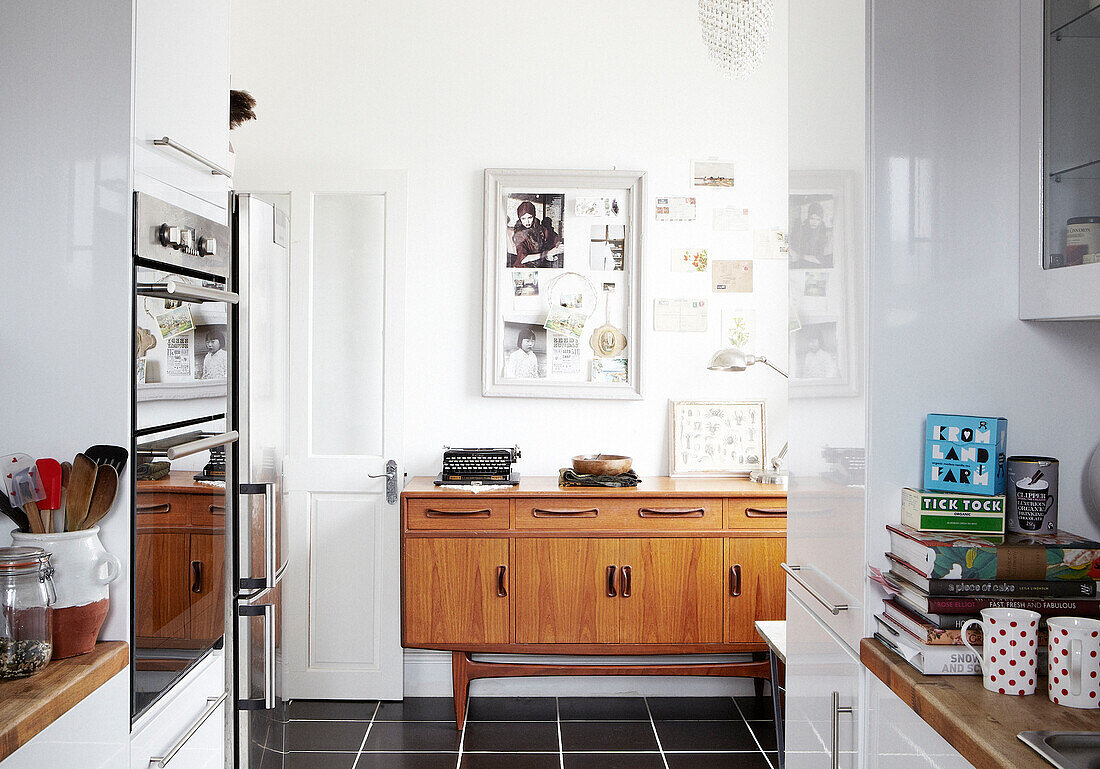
[0,546,55,678]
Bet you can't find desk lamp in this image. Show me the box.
[707,346,789,485]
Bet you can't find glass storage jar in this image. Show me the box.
[0,546,55,678]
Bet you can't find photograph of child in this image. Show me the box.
[502,321,547,379]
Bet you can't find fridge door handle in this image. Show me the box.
[237,602,276,711]
[238,482,276,591]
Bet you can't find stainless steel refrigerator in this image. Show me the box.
[231,193,290,769]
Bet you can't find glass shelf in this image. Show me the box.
[1050,2,1100,38]
[1050,158,1100,180]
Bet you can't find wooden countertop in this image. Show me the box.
[0,641,128,762]
[402,475,787,498]
[137,470,224,495]
[861,637,1098,769]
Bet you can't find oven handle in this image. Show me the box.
[136,281,240,305]
[152,136,232,177]
[166,431,239,461]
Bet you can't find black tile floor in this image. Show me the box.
[276,696,779,769]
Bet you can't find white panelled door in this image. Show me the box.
[283,172,407,699]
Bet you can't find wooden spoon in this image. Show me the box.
[66,454,97,531]
[81,465,118,530]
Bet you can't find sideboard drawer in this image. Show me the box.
[515,498,722,530]
[135,491,192,528]
[406,499,511,530]
[726,498,787,530]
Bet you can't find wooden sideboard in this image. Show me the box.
[401,476,787,726]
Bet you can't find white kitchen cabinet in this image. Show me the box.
[130,651,227,769]
[785,591,860,769]
[863,673,973,769]
[133,0,231,221]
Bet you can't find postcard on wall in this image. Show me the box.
[155,305,195,338]
[671,248,709,272]
[505,192,566,269]
[712,259,753,293]
[803,271,828,298]
[136,357,147,385]
[589,224,626,270]
[668,400,766,477]
[721,308,756,353]
[165,334,192,377]
[656,196,697,222]
[591,357,629,384]
[713,207,751,231]
[575,196,620,217]
[754,228,789,260]
[691,159,737,189]
[544,305,588,338]
[653,298,708,332]
[549,334,583,377]
[512,270,542,311]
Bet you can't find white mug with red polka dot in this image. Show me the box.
[962,608,1041,696]
[1046,616,1100,708]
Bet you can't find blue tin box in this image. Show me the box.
[923,414,1007,495]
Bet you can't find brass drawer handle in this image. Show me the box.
[496,565,508,598]
[137,503,172,514]
[606,565,617,597]
[745,507,787,517]
[730,564,742,597]
[620,565,632,598]
[638,507,705,518]
[425,508,492,517]
[532,507,598,517]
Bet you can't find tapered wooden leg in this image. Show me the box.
[752,651,767,699]
[451,652,470,730]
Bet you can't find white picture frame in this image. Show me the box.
[483,168,647,399]
[668,400,767,477]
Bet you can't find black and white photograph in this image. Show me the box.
[501,320,547,379]
[789,193,835,268]
[793,321,840,380]
[194,324,228,380]
[506,193,565,269]
[589,224,625,270]
[691,159,737,188]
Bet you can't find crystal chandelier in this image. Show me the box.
[699,0,775,80]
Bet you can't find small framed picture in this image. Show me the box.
[668,400,766,477]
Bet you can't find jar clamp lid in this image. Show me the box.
[0,546,52,573]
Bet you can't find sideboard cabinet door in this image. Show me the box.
[515,538,619,644]
[404,538,510,645]
[725,536,786,643]
[619,538,724,644]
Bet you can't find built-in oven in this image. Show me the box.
[131,192,237,719]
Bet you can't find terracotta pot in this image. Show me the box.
[10,526,120,658]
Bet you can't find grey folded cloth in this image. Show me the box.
[136,461,171,481]
[558,468,642,487]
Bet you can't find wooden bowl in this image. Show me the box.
[572,454,632,476]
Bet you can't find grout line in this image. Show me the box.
[350,701,381,769]
[732,695,771,758]
[556,696,565,769]
[643,697,672,769]
[454,700,468,769]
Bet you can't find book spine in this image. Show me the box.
[925,596,1100,615]
[928,579,1096,598]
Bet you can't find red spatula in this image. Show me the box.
[35,459,62,533]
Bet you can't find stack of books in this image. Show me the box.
[875,524,1100,674]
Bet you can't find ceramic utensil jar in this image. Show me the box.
[962,607,1042,695]
[10,526,119,658]
[1047,616,1100,708]
[0,546,55,678]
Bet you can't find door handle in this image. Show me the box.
[781,563,849,615]
[496,565,508,597]
[606,565,617,597]
[730,564,742,597]
[831,691,854,769]
[237,603,276,710]
[239,482,276,591]
[620,565,632,598]
[190,560,203,594]
[367,459,399,505]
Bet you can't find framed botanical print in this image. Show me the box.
[668,400,767,477]
[483,168,646,399]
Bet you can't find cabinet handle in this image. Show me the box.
[606,565,618,597]
[496,565,508,597]
[424,508,491,517]
[638,507,705,517]
[239,482,276,591]
[620,565,632,598]
[136,503,171,514]
[209,504,225,515]
[237,603,275,711]
[745,507,786,517]
[532,507,598,517]
[730,564,742,597]
[831,691,854,769]
[781,563,849,615]
[190,561,203,594]
[152,136,233,176]
[148,692,229,767]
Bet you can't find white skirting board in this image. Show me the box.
[402,650,761,697]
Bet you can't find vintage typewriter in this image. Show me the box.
[435,446,521,486]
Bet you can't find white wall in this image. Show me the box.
[230,0,790,479]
